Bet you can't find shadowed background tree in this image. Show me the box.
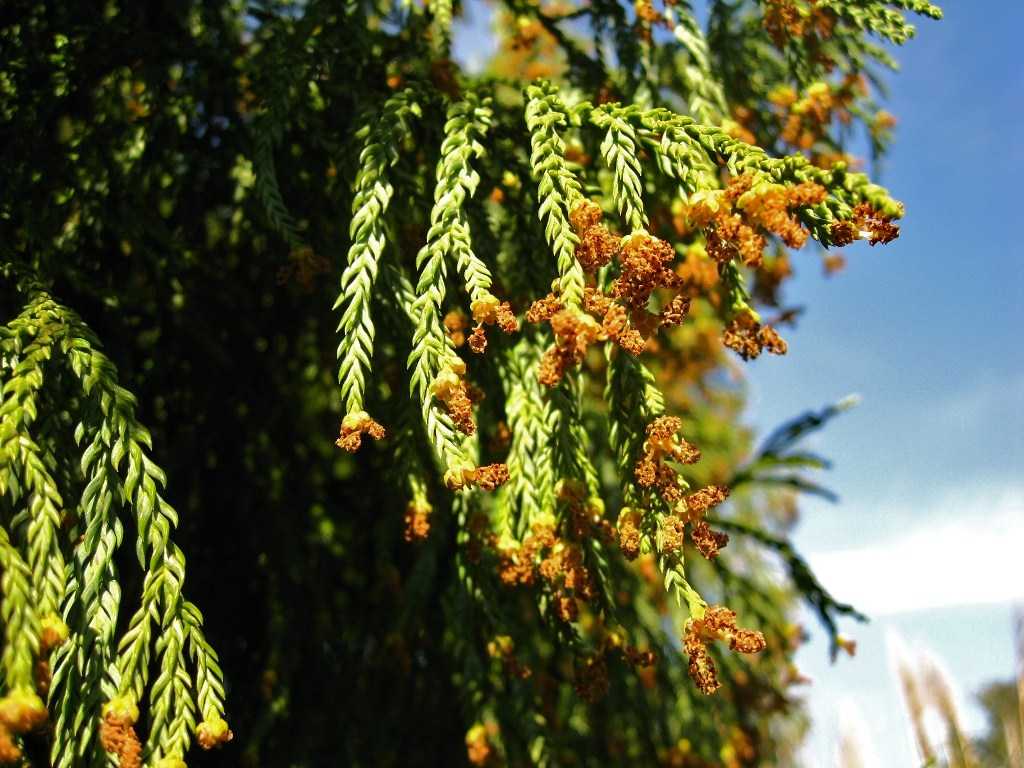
[0,0,940,765]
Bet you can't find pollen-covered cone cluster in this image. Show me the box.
[325,69,914,766]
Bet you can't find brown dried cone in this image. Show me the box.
[722,312,787,360]
[486,635,532,680]
[583,289,646,355]
[34,614,71,696]
[538,540,597,622]
[99,697,142,768]
[336,410,386,452]
[576,223,620,271]
[830,203,901,246]
[661,516,687,553]
[465,723,497,766]
[430,360,477,435]
[616,507,642,560]
[683,485,730,558]
[732,178,826,249]
[683,605,766,694]
[34,659,52,697]
[536,310,604,387]
[498,522,556,586]
[634,416,701,505]
[623,645,656,668]
[611,233,680,311]
[196,716,233,749]
[0,688,48,735]
[404,499,433,542]
[569,199,603,234]
[39,614,70,653]
[659,294,691,326]
[0,687,49,764]
[466,295,519,354]
[574,653,610,703]
[443,309,469,347]
[0,727,20,764]
[443,462,510,491]
[569,200,622,272]
[524,292,561,324]
[686,176,831,267]
[690,520,729,559]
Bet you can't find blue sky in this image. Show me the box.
[457,1,1024,763]
[743,1,1024,763]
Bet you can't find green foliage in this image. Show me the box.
[525,84,587,308]
[336,88,422,415]
[0,0,940,765]
[0,283,227,764]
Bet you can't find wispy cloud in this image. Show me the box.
[925,370,1024,434]
[806,484,1024,616]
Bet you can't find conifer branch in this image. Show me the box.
[335,89,422,416]
[592,106,649,233]
[498,338,555,539]
[408,95,494,478]
[0,526,38,692]
[525,83,587,309]
[0,307,67,619]
[666,1,728,123]
[0,291,229,763]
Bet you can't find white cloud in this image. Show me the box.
[806,484,1024,616]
